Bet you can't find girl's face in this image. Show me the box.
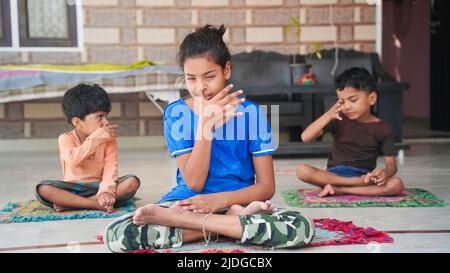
[183,56,231,100]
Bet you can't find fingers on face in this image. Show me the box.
[223,89,243,102]
[213,84,234,102]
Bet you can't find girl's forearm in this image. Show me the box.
[181,119,214,192]
[219,182,275,208]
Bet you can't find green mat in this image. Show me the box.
[0,199,136,223]
[282,188,448,208]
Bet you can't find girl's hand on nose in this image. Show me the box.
[200,84,246,124]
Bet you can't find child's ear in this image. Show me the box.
[224,61,231,80]
[369,91,377,106]
[71,117,82,128]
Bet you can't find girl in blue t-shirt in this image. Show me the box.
[104,25,314,252]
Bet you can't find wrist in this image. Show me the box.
[99,191,116,198]
[219,192,231,209]
[325,111,334,121]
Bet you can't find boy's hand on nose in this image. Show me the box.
[101,122,119,138]
[107,124,119,138]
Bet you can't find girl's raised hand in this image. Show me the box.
[199,84,245,129]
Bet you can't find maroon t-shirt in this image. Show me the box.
[324,116,396,171]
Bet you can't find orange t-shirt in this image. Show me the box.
[58,127,118,196]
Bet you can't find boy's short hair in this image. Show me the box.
[62,83,111,125]
[335,67,376,93]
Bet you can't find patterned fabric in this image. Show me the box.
[0,62,182,103]
[0,199,136,223]
[35,174,140,208]
[106,218,393,253]
[307,218,393,248]
[0,60,155,72]
[27,0,68,38]
[104,212,183,253]
[104,206,314,253]
[282,188,448,208]
[240,209,315,248]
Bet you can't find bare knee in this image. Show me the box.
[37,185,54,198]
[296,164,313,181]
[384,177,404,195]
[123,177,140,192]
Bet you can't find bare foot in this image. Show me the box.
[133,204,190,226]
[227,201,276,216]
[53,202,113,213]
[101,205,114,213]
[318,184,336,197]
[226,204,245,216]
[242,200,276,215]
[53,204,75,212]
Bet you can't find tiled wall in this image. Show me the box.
[1,0,376,65]
[0,93,166,139]
[0,0,376,139]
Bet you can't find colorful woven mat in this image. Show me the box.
[282,188,448,208]
[0,199,136,223]
[110,218,393,253]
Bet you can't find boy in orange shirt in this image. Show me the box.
[36,84,140,213]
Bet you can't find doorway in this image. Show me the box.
[430,0,450,131]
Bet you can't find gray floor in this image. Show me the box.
[1,142,450,253]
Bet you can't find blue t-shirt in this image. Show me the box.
[159,98,276,202]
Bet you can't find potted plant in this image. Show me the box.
[284,17,323,86]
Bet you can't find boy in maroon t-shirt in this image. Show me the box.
[296,67,405,197]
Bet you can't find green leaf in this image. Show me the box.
[284,25,292,35]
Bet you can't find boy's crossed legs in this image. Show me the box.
[296,163,404,197]
[36,175,140,213]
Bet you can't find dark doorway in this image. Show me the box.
[430,0,450,131]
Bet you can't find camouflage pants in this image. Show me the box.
[104,202,315,253]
